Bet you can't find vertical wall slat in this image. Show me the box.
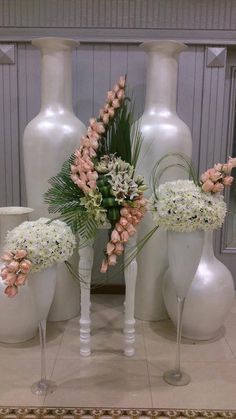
[0,66,6,206]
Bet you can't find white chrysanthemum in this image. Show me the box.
[150,180,226,232]
[5,218,76,272]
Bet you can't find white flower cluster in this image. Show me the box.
[150,180,227,232]
[5,218,76,272]
[96,155,146,204]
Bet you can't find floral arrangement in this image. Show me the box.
[1,218,76,297]
[150,155,235,232]
[45,76,148,273]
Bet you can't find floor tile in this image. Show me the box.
[148,360,236,409]
[143,319,234,362]
[45,358,152,408]
[0,357,55,406]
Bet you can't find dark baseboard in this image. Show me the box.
[91,284,125,294]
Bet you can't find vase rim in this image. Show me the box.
[32,37,79,51]
[0,206,34,215]
[140,40,188,54]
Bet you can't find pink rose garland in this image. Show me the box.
[200,157,235,193]
[1,250,32,297]
[70,76,126,194]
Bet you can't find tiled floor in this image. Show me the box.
[1,294,236,409]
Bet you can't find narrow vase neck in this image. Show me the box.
[143,42,187,114]
[40,49,73,112]
[202,230,215,260]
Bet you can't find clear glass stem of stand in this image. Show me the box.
[39,319,47,382]
[174,296,185,376]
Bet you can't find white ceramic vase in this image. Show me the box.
[163,230,235,340]
[23,37,86,321]
[0,206,38,343]
[135,40,193,321]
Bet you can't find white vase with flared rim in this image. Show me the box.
[23,37,86,321]
[163,230,204,386]
[135,40,193,321]
[0,206,38,343]
[163,229,235,340]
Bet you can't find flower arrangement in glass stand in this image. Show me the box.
[45,76,149,279]
[0,218,76,395]
[150,154,235,386]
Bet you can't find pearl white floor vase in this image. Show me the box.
[135,40,193,321]
[23,37,86,321]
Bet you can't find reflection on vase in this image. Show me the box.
[23,37,86,321]
[0,206,38,343]
[29,265,57,395]
[163,230,204,386]
[163,230,235,340]
[135,40,192,321]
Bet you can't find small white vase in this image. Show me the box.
[0,206,37,344]
[29,266,57,322]
[163,230,235,340]
[23,37,86,321]
[135,40,193,321]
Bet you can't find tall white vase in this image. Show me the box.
[135,40,193,321]
[163,230,235,340]
[0,206,38,343]
[23,37,86,321]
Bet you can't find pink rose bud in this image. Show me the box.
[108,254,117,266]
[5,285,18,297]
[107,90,116,102]
[114,242,124,255]
[120,208,129,217]
[7,261,20,273]
[202,180,214,193]
[90,139,99,150]
[121,230,129,243]
[228,157,236,168]
[15,273,27,286]
[1,251,14,263]
[223,176,234,186]
[209,171,222,182]
[115,223,124,233]
[5,272,17,285]
[103,114,110,124]
[111,230,120,243]
[126,224,136,236]
[89,147,97,158]
[116,89,125,100]
[112,84,120,93]
[100,259,108,273]
[74,148,82,158]
[104,103,110,112]
[1,268,8,280]
[112,99,120,109]
[106,242,115,255]
[94,122,105,134]
[119,217,128,227]
[200,172,210,183]
[118,76,126,88]
[99,108,104,118]
[89,117,96,127]
[14,249,28,260]
[71,164,78,174]
[20,260,32,274]
[212,182,224,193]
[214,163,222,171]
[222,163,233,175]
[139,198,147,207]
[132,216,139,225]
[88,180,97,189]
[71,174,79,184]
[108,107,115,118]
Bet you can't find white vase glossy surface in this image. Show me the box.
[23,37,86,321]
[29,266,57,322]
[135,40,193,321]
[163,230,235,340]
[0,206,37,343]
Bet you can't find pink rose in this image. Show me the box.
[106,242,115,255]
[126,224,136,236]
[209,171,222,182]
[200,171,210,183]
[119,217,128,227]
[107,90,116,102]
[90,139,99,150]
[223,176,234,186]
[5,285,18,297]
[1,251,14,263]
[71,173,79,184]
[115,223,124,233]
[7,261,20,273]
[71,164,78,174]
[214,163,222,171]
[100,260,108,273]
[14,249,27,260]
[99,108,104,118]
[111,230,120,243]
[1,268,8,280]
[108,107,115,118]
[120,208,129,217]
[5,272,17,286]
[202,180,214,192]
[121,230,129,243]
[132,216,139,225]
[212,182,224,193]
[117,89,125,100]
[102,114,110,124]
[108,254,117,266]
[112,84,120,93]
[114,242,124,256]
[228,157,236,168]
[87,171,98,181]
[20,260,32,274]
[87,180,97,189]
[15,273,27,286]
[93,122,105,134]
[112,99,120,109]
[88,147,97,158]
[104,103,110,112]
[118,76,126,88]
[222,163,233,175]
[89,118,96,127]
